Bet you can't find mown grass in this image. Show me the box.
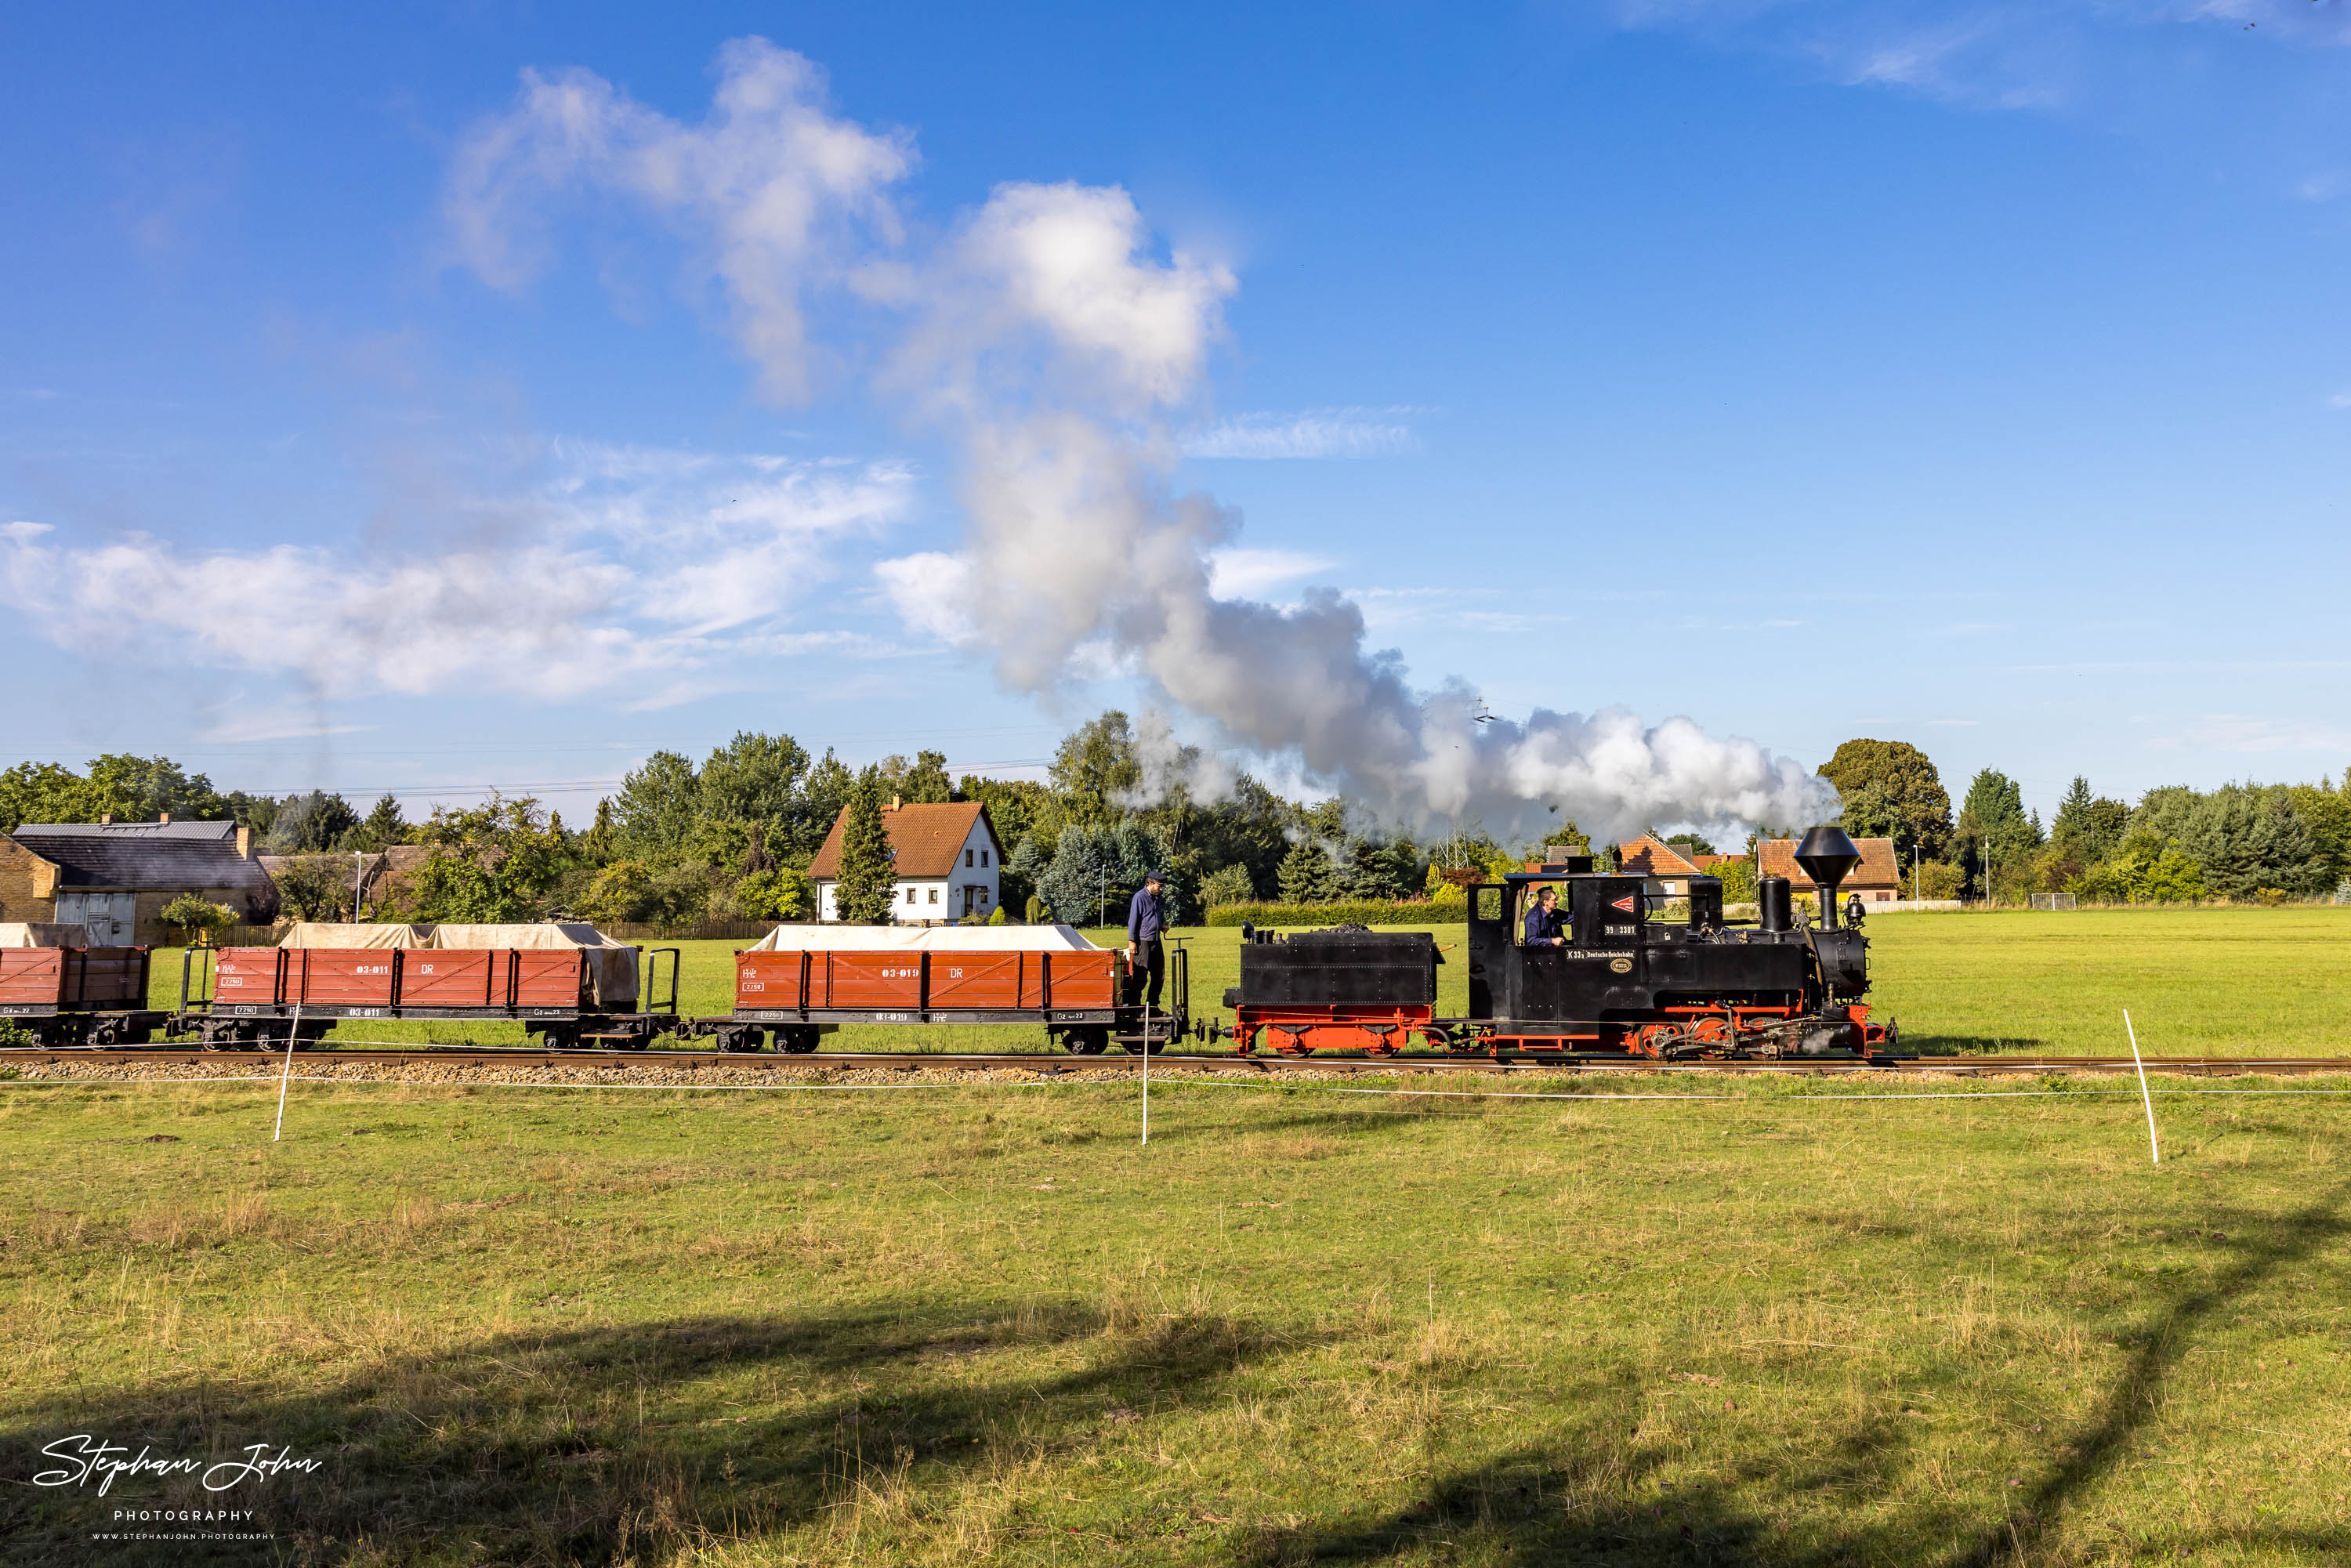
[137,907,2351,1057]
[5,1073,2351,1563]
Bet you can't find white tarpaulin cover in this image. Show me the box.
[0,923,88,947]
[279,923,434,949]
[429,924,639,1008]
[744,924,1099,953]
[273,921,639,1007]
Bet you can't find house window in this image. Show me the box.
[965,849,973,867]
[928,887,939,904]
[981,849,989,866]
[906,889,917,904]
[979,888,989,904]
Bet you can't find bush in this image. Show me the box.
[1204,900,1451,929]
[159,893,236,940]
[986,906,1008,925]
[1915,860,1965,900]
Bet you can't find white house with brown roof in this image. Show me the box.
[808,800,1005,923]
[1756,836,1904,903]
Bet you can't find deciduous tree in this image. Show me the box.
[1817,740,1951,860]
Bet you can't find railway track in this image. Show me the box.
[5,1047,2350,1077]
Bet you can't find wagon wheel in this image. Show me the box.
[1360,1025,1401,1059]
[1267,1026,1313,1058]
[778,1027,820,1055]
[1063,1027,1109,1056]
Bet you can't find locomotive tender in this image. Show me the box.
[1221,825,1895,1060]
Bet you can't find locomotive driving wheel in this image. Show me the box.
[1683,1016,1735,1056]
[1629,1023,1683,1059]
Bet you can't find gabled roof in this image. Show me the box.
[1615,834,1702,878]
[1757,836,1903,889]
[809,802,1003,881]
[6,820,271,891]
[13,819,237,841]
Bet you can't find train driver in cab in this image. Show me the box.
[1523,885,1568,947]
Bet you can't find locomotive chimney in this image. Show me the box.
[1794,824,1862,929]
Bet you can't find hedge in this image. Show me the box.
[1204,900,1462,928]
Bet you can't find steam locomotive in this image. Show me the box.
[1215,825,1896,1060]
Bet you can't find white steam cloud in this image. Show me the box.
[445,38,1837,842]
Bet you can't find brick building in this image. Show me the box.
[0,819,279,943]
[1756,836,1904,904]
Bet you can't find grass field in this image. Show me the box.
[138,907,2351,1058]
[5,1070,2351,1563]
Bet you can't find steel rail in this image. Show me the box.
[5,1047,2351,1076]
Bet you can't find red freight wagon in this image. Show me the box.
[689,938,1177,1056]
[0,942,163,1046]
[292,950,399,1009]
[175,927,678,1051]
[397,950,510,1009]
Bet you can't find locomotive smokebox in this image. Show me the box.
[1795,824,1863,929]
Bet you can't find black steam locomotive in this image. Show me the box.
[1216,825,1895,1060]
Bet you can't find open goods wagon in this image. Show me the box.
[0,924,167,1046]
[173,922,680,1049]
[681,925,1189,1054]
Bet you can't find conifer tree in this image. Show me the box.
[834,767,898,924]
[1277,838,1335,903]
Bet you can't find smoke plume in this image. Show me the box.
[438,38,1838,842]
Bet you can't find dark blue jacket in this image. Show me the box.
[1127,886,1165,943]
[1523,901,1567,946]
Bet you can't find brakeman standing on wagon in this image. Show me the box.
[1126,870,1167,1011]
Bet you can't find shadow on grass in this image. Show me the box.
[1943,1178,2351,1568]
[1259,1182,2351,1567]
[0,1301,1301,1566]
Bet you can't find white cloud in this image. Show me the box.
[875,550,979,646]
[1205,547,1340,598]
[2328,389,2351,408]
[0,447,911,708]
[443,38,913,403]
[1183,408,1419,460]
[198,704,379,744]
[1599,0,2351,113]
[2,520,54,543]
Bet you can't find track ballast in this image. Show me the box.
[4,1047,2346,1077]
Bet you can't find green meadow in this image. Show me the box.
[138,906,2351,1058]
[4,1069,2350,1564]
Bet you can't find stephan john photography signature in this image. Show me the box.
[33,1435,322,1496]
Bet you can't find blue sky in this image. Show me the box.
[4,1,2349,834]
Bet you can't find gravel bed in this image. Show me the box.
[0,1058,2053,1091]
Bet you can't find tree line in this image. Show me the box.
[7,730,2340,926]
[1814,739,2351,904]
